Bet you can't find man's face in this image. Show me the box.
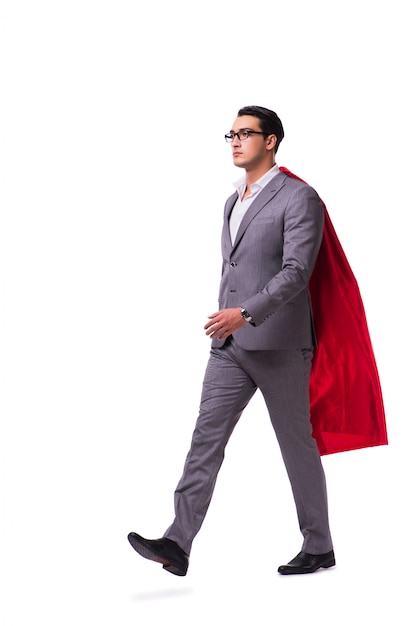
[229,115,272,170]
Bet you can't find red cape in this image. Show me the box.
[279,167,388,455]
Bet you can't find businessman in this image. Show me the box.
[128,105,335,576]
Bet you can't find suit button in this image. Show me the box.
[230,261,237,267]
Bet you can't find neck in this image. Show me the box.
[245,161,276,187]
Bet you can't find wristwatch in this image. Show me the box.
[240,307,253,322]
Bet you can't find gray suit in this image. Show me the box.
[164,170,333,556]
[215,170,323,349]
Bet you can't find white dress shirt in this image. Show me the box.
[229,164,279,245]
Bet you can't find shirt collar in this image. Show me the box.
[233,164,279,199]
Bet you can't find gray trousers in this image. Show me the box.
[164,337,333,556]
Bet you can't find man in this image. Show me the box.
[128,105,335,576]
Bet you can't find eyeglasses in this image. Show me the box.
[224,129,266,142]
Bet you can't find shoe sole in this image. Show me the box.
[162,563,186,576]
[127,534,187,576]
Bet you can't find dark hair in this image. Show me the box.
[237,105,284,153]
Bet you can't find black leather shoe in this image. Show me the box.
[278,550,335,575]
[127,532,189,576]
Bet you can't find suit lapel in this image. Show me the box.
[231,171,287,251]
[222,192,238,251]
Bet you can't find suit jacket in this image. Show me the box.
[213,169,324,350]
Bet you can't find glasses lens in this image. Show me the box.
[225,134,233,142]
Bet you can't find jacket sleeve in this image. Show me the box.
[241,184,324,326]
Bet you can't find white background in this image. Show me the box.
[0,1,416,624]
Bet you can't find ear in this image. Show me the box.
[266,134,277,152]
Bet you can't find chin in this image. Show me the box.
[233,158,246,168]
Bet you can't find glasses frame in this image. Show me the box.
[224,129,267,142]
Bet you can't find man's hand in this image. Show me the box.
[204,308,247,340]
